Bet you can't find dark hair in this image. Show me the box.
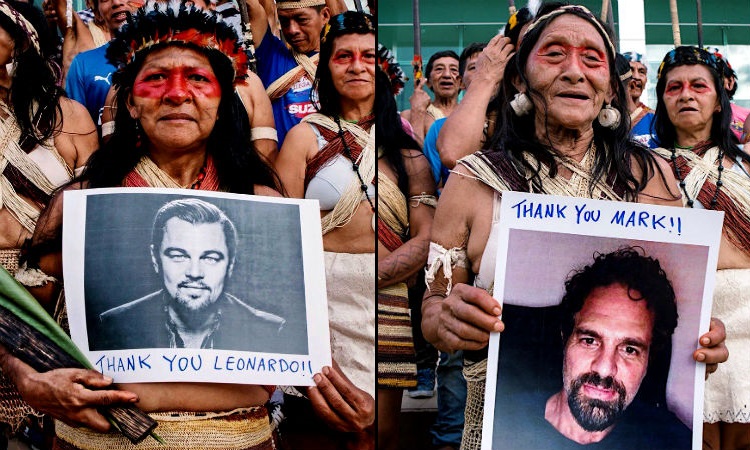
[502,6,535,48]
[560,247,679,355]
[615,52,632,81]
[653,48,748,166]
[82,4,279,194]
[151,198,237,269]
[313,11,374,117]
[488,3,674,202]
[0,3,65,151]
[376,67,420,199]
[425,49,459,80]
[458,42,486,77]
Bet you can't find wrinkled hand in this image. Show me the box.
[694,317,729,379]
[307,362,374,433]
[409,77,431,113]
[475,33,515,88]
[16,363,138,431]
[434,283,504,353]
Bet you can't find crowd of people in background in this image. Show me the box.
[0,0,744,448]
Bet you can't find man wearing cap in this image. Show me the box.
[246,0,333,147]
[623,51,656,147]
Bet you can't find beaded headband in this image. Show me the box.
[524,5,616,58]
[320,11,374,45]
[276,0,326,10]
[378,43,405,96]
[0,0,40,54]
[107,1,248,83]
[657,46,720,80]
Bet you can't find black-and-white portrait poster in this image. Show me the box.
[63,188,330,385]
[481,192,724,450]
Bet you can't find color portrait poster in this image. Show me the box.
[63,188,331,386]
[482,192,724,450]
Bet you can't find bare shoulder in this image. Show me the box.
[254,185,282,197]
[631,151,682,207]
[280,122,317,155]
[58,97,96,134]
[433,164,492,242]
[400,149,435,193]
[235,74,266,101]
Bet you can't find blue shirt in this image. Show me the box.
[631,110,658,148]
[255,32,317,147]
[423,118,451,186]
[66,43,116,126]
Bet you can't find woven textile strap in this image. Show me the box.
[303,113,375,234]
[426,104,446,121]
[457,146,623,201]
[654,146,750,257]
[377,170,407,252]
[123,155,221,191]
[377,282,417,388]
[265,53,319,100]
[86,21,107,48]
[54,406,274,450]
[461,358,488,450]
[0,108,72,233]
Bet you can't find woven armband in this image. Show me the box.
[250,127,278,142]
[410,193,438,208]
[424,242,468,297]
[101,121,115,137]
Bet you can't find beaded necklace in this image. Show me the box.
[669,144,725,208]
[334,115,375,213]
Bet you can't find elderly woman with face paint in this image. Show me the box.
[0,3,284,449]
[0,0,96,433]
[651,46,750,450]
[421,5,729,450]
[274,11,378,448]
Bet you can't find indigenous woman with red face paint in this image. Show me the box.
[274,11,378,449]
[0,0,97,434]
[420,5,730,450]
[0,3,283,449]
[651,46,750,450]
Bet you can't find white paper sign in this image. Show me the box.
[63,188,331,386]
[482,191,724,450]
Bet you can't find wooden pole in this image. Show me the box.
[600,0,609,22]
[669,0,682,46]
[412,0,423,80]
[606,0,618,52]
[696,0,704,48]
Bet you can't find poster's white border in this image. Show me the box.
[63,187,332,386]
[481,191,724,450]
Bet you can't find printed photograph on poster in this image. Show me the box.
[481,192,724,450]
[62,188,331,386]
